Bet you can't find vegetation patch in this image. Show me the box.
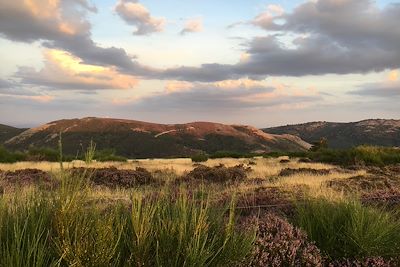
[327,174,400,193]
[191,153,209,162]
[295,198,400,260]
[244,213,323,267]
[71,167,157,188]
[306,146,400,167]
[184,164,251,183]
[327,257,396,267]
[0,183,255,267]
[0,169,57,190]
[218,186,296,217]
[279,168,332,177]
[362,189,400,209]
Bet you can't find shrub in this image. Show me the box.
[209,151,257,159]
[27,146,59,162]
[191,153,209,162]
[184,164,251,183]
[245,213,323,267]
[307,146,400,166]
[94,149,127,162]
[0,146,25,163]
[295,198,400,260]
[72,166,157,188]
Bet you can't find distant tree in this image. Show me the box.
[310,137,328,151]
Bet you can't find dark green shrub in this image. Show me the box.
[191,153,209,162]
[0,146,25,163]
[27,146,59,162]
[94,149,127,162]
[209,151,257,159]
[308,146,400,166]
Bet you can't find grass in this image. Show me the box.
[295,197,400,260]
[2,152,400,265]
[0,168,255,267]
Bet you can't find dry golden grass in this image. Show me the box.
[0,157,365,201]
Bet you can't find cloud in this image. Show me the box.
[0,0,93,42]
[351,82,400,97]
[115,0,165,35]
[154,0,400,81]
[15,49,139,90]
[252,4,284,29]
[0,79,12,89]
[0,80,54,102]
[113,79,321,111]
[350,70,400,97]
[0,0,152,76]
[180,18,203,35]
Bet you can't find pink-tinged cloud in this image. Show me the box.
[15,49,139,90]
[115,0,165,35]
[180,18,203,35]
[111,79,322,112]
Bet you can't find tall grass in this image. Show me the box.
[295,198,400,260]
[119,190,254,266]
[0,169,254,266]
[0,192,55,267]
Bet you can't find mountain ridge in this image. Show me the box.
[262,119,400,149]
[4,117,310,158]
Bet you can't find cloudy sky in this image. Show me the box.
[0,0,399,128]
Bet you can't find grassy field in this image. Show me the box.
[1,157,399,266]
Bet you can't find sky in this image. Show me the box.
[0,0,399,128]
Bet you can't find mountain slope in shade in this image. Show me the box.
[5,117,310,158]
[263,119,400,149]
[0,124,26,144]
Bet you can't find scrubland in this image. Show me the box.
[1,156,400,266]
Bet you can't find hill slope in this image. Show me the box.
[262,119,400,149]
[5,117,310,158]
[0,124,26,144]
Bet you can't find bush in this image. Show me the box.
[94,149,127,162]
[245,213,323,267]
[184,164,251,183]
[307,146,400,166]
[0,146,25,163]
[191,153,209,162]
[295,198,400,260]
[209,151,257,159]
[27,146,59,162]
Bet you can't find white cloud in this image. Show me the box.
[180,18,203,35]
[115,0,165,35]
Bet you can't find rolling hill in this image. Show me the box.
[262,119,400,149]
[0,124,26,144]
[4,117,310,158]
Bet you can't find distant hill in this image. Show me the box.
[4,117,310,158]
[262,119,400,149]
[0,124,26,144]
